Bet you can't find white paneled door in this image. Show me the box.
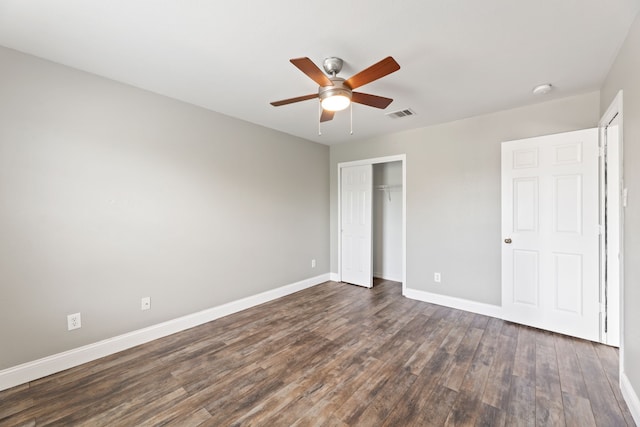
[341,164,373,288]
[502,129,600,342]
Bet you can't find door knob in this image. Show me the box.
[504,238,512,244]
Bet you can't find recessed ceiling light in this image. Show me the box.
[532,83,553,95]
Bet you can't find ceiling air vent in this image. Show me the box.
[386,108,415,119]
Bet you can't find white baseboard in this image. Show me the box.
[0,273,330,392]
[404,287,503,318]
[621,370,640,425]
[329,272,340,282]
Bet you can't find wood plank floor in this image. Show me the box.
[0,279,635,426]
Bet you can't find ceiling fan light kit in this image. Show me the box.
[319,79,352,111]
[271,56,400,133]
[321,93,351,111]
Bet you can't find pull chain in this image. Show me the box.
[350,103,353,135]
[318,102,322,136]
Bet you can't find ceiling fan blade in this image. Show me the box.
[290,57,334,87]
[345,56,400,90]
[320,109,335,122]
[270,93,318,107]
[351,92,394,109]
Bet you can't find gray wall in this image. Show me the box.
[601,11,640,405]
[330,92,601,305]
[0,47,329,370]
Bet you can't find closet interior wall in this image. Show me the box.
[373,161,403,282]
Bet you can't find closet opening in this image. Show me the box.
[338,155,406,293]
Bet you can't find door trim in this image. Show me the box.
[599,90,624,356]
[338,155,406,293]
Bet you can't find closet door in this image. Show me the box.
[341,164,373,288]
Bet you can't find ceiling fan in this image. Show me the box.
[270,56,400,122]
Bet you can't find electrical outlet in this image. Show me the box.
[311,259,316,268]
[67,313,81,331]
[141,297,151,311]
[434,272,441,283]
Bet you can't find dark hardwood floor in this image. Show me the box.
[0,279,635,426]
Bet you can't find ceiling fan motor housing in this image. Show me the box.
[319,77,352,100]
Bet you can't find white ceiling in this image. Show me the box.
[1,1,638,145]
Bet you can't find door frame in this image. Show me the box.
[599,90,624,351]
[338,154,407,293]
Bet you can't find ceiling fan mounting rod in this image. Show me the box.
[323,57,343,77]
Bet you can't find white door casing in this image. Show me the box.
[600,113,621,347]
[502,128,600,342]
[340,164,373,288]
